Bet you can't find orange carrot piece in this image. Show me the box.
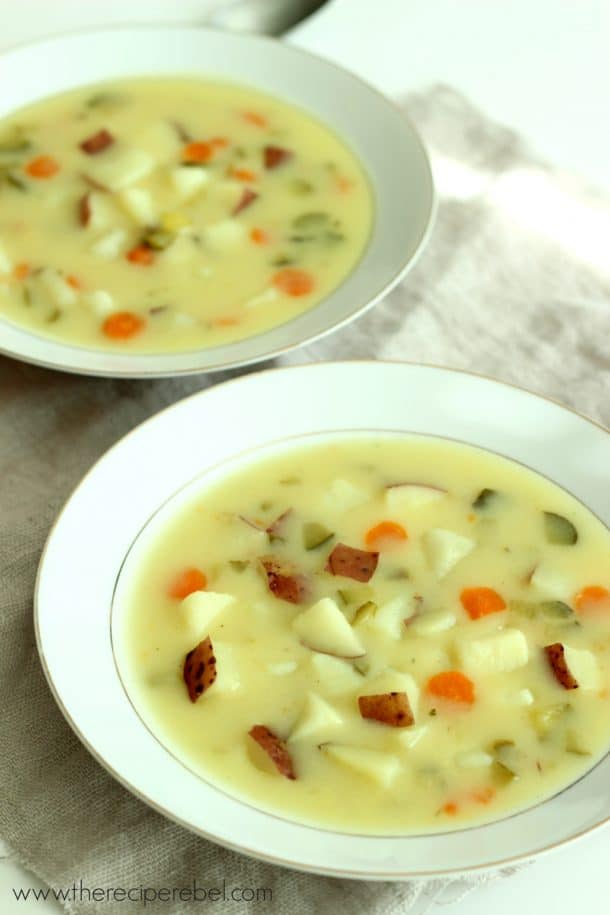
[272,268,314,297]
[25,155,60,179]
[574,585,610,614]
[243,111,268,128]
[231,167,258,182]
[212,316,240,327]
[126,245,155,266]
[365,521,408,548]
[168,567,207,600]
[102,311,145,340]
[210,136,230,150]
[250,227,270,245]
[66,274,83,290]
[471,787,495,805]
[336,175,353,193]
[442,801,459,815]
[427,670,475,705]
[13,263,30,281]
[182,141,213,164]
[460,587,506,620]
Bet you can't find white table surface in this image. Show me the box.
[1,1,608,911]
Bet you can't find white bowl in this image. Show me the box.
[0,26,434,377]
[35,362,610,879]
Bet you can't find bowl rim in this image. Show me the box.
[0,23,436,377]
[33,360,609,879]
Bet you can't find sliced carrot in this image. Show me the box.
[272,268,314,297]
[336,175,353,193]
[102,311,145,340]
[13,262,30,281]
[212,316,240,327]
[243,111,268,128]
[126,245,155,266]
[427,670,475,705]
[66,274,83,290]
[25,155,60,179]
[250,227,270,245]
[182,141,213,164]
[574,585,610,615]
[168,567,207,599]
[210,136,229,150]
[231,167,257,182]
[442,801,459,815]
[460,587,506,620]
[471,787,495,805]
[365,520,408,548]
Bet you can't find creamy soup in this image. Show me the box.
[0,79,372,352]
[116,436,610,834]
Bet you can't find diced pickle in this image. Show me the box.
[142,228,175,251]
[352,658,370,676]
[544,511,578,545]
[510,599,575,622]
[293,211,329,231]
[530,703,571,737]
[290,178,314,195]
[85,91,128,110]
[352,601,378,625]
[303,522,334,551]
[491,760,518,786]
[229,560,249,573]
[472,488,498,510]
[279,475,301,485]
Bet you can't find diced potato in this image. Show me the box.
[455,750,494,769]
[38,269,77,308]
[204,219,247,252]
[137,121,181,163]
[293,597,366,658]
[208,178,243,208]
[500,687,535,707]
[321,744,401,787]
[563,645,601,690]
[310,653,363,694]
[84,289,115,316]
[84,147,155,191]
[267,660,298,676]
[161,234,198,265]
[0,241,13,273]
[456,628,529,675]
[423,528,475,579]
[529,564,572,599]
[360,595,408,640]
[179,590,235,639]
[385,483,446,510]
[244,287,280,309]
[169,166,210,201]
[393,724,429,750]
[91,229,127,259]
[86,192,124,232]
[410,610,456,636]
[325,478,369,511]
[211,642,240,693]
[363,669,419,716]
[290,692,343,741]
[118,187,157,226]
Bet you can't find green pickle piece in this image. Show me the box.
[472,488,498,510]
[303,522,334,551]
[544,511,578,545]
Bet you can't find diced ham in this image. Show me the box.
[183,636,217,702]
[261,557,309,604]
[326,543,379,582]
[249,725,296,779]
[545,642,579,690]
[78,192,91,227]
[358,691,414,727]
[264,145,293,170]
[233,187,258,215]
[79,129,115,155]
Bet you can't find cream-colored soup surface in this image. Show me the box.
[0,79,372,352]
[117,436,610,834]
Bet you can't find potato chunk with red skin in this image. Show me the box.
[264,145,293,169]
[326,543,379,582]
[358,691,415,728]
[261,557,309,604]
[249,725,296,780]
[79,128,115,155]
[545,642,579,690]
[183,636,217,702]
[233,187,258,215]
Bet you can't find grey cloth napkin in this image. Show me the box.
[1,86,608,915]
